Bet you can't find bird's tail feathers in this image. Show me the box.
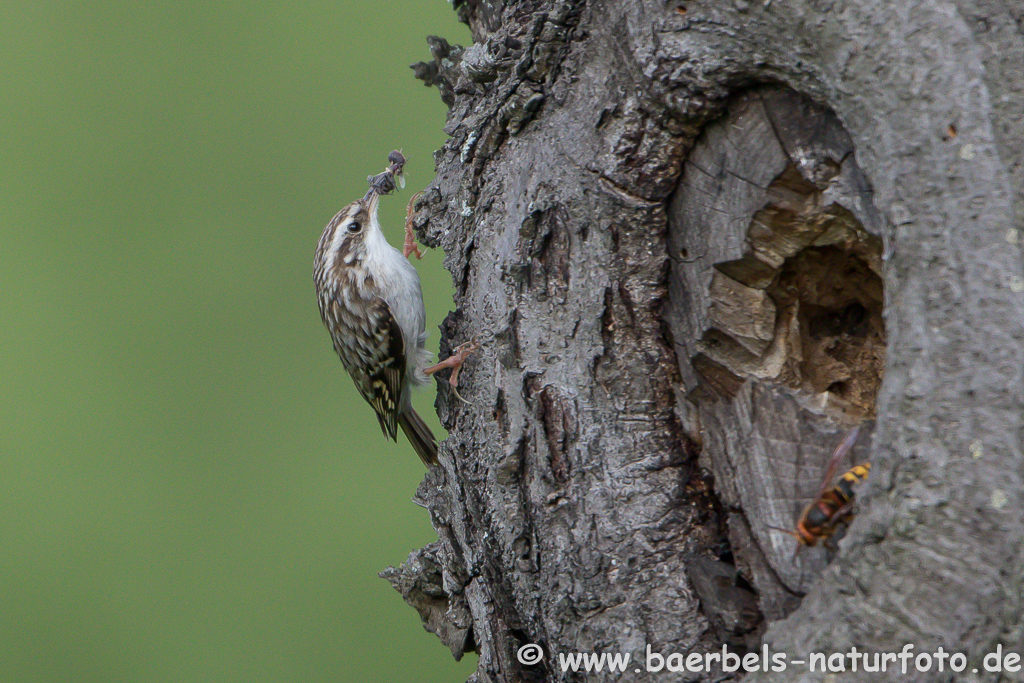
[398,408,438,466]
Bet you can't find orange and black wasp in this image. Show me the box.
[770,426,870,554]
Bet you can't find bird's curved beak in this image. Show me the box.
[365,190,381,216]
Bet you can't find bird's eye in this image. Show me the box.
[347,221,361,233]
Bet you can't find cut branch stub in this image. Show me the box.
[666,87,886,614]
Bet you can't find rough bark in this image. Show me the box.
[382,1,1024,681]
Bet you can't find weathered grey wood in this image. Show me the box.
[383,1,1024,681]
[668,89,886,611]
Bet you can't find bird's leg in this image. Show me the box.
[425,338,479,402]
[403,191,425,260]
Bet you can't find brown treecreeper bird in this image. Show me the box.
[313,152,476,466]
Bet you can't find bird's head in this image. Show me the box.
[315,191,384,273]
[314,150,405,277]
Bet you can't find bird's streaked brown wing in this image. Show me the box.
[362,298,407,441]
[319,282,408,441]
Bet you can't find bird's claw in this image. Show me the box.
[425,337,480,403]
[403,191,426,260]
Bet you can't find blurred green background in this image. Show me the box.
[1,2,472,681]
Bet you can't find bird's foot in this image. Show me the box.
[403,191,425,260]
[425,337,480,403]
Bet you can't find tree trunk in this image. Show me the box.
[381,1,1024,681]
